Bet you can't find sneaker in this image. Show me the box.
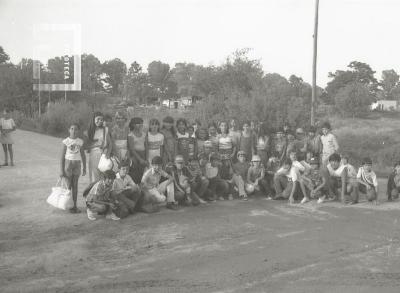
[87,209,97,221]
[199,198,207,204]
[228,194,234,201]
[218,196,225,201]
[106,212,120,221]
[240,195,248,201]
[300,197,310,204]
[317,195,326,204]
[166,202,180,210]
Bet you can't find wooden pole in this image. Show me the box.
[311,0,319,126]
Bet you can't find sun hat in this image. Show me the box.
[296,128,305,134]
[175,155,185,163]
[237,150,246,158]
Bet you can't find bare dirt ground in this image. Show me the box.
[1,130,400,293]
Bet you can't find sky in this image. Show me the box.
[0,0,399,86]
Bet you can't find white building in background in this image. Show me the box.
[371,100,399,111]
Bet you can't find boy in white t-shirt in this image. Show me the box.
[356,157,378,204]
[274,158,299,204]
[60,123,86,213]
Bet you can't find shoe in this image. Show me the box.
[300,197,310,204]
[228,194,233,201]
[317,195,326,204]
[166,202,180,210]
[199,198,207,204]
[87,209,97,221]
[106,212,120,221]
[218,196,225,201]
[69,207,80,214]
[240,195,248,201]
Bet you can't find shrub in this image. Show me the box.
[38,101,92,137]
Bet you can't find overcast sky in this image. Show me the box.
[1,0,399,86]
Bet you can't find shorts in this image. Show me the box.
[65,159,81,177]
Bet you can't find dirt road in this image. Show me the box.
[1,130,400,293]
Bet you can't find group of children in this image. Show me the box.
[58,111,394,221]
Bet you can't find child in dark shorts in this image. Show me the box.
[60,123,86,213]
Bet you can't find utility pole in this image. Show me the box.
[311,0,319,126]
[38,65,41,117]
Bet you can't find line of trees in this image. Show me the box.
[1,46,400,123]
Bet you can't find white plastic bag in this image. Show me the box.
[98,154,113,172]
[46,178,73,210]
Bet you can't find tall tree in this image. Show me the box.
[380,69,399,100]
[102,58,127,95]
[326,61,378,103]
[334,82,373,118]
[0,46,10,64]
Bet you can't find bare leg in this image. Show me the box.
[8,144,14,166]
[71,175,79,209]
[2,144,8,165]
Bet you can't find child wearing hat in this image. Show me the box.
[232,150,251,200]
[246,154,272,198]
[272,128,287,162]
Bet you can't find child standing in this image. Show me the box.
[208,122,219,153]
[272,128,287,163]
[320,122,339,166]
[160,116,176,165]
[60,123,86,213]
[175,118,191,162]
[196,127,209,155]
[127,117,147,184]
[0,109,17,166]
[387,161,400,201]
[255,122,271,167]
[305,126,322,165]
[356,157,378,204]
[218,121,236,182]
[146,118,165,165]
[86,112,111,183]
[238,120,255,161]
[111,111,129,163]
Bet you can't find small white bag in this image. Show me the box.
[46,178,73,210]
[98,154,113,172]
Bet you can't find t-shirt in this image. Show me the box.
[86,181,112,203]
[141,168,169,189]
[128,131,146,152]
[0,118,16,130]
[276,166,298,182]
[321,133,339,158]
[247,166,264,182]
[357,167,378,187]
[218,135,234,159]
[113,173,137,192]
[233,161,250,180]
[205,162,219,179]
[62,137,84,161]
[326,163,346,177]
[147,132,164,163]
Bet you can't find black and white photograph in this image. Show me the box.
[1,0,400,292]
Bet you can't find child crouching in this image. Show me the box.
[141,156,178,211]
[85,170,120,221]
